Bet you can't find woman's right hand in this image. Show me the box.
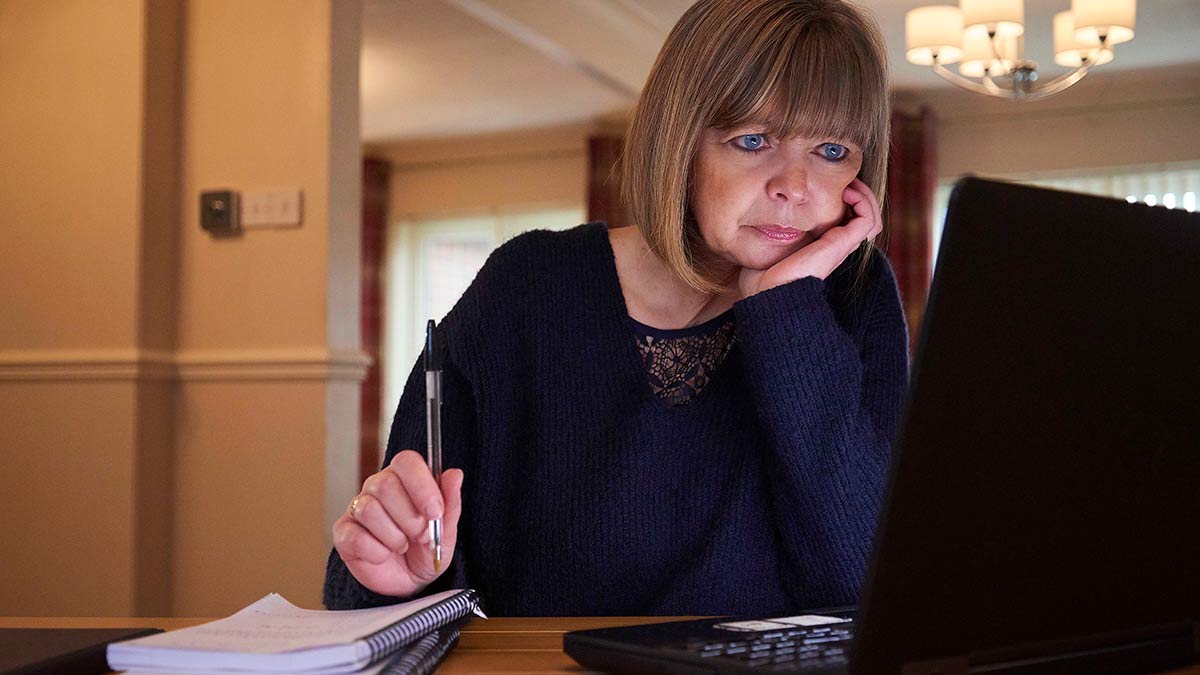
[737,177,882,298]
[332,450,464,598]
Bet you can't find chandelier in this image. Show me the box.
[905,0,1136,100]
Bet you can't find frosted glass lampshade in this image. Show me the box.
[961,0,1025,38]
[1072,0,1135,45]
[960,29,1019,77]
[1054,10,1114,67]
[906,5,964,65]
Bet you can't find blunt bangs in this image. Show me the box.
[708,7,888,152]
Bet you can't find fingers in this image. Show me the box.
[844,177,879,213]
[440,469,465,548]
[362,464,428,544]
[332,453,465,597]
[390,450,445,520]
[789,233,859,280]
[842,178,882,241]
[337,451,446,564]
[332,514,392,565]
[348,492,411,553]
[405,468,465,580]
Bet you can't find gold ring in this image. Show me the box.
[348,495,363,520]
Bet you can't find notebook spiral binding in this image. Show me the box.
[363,590,480,663]
[380,622,464,675]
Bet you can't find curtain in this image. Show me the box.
[885,107,937,355]
[360,157,390,483]
[587,134,630,229]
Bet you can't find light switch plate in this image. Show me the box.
[242,189,303,228]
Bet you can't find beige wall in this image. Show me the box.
[1,381,139,613]
[895,63,1200,181]
[368,124,591,219]
[169,381,329,613]
[0,1,142,350]
[174,0,364,618]
[0,0,365,617]
[0,0,179,617]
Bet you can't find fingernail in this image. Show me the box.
[424,502,442,519]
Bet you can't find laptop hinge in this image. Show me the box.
[901,656,969,675]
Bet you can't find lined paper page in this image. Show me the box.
[117,590,460,654]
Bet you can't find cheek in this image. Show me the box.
[690,159,751,236]
[812,184,849,227]
[814,164,862,225]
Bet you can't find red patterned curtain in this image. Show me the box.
[587,134,630,229]
[360,157,390,484]
[884,107,937,355]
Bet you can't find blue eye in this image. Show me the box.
[734,134,767,152]
[820,143,849,161]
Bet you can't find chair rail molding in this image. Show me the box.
[0,348,371,382]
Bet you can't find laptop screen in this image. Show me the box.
[852,177,1200,673]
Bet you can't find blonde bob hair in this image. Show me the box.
[621,0,891,295]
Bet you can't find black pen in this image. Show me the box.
[424,320,444,572]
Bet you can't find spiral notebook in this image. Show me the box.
[106,589,482,675]
[376,620,464,675]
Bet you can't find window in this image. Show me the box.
[932,162,1200,269]
[382,206,585,438]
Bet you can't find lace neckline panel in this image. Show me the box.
[631,311,736,407]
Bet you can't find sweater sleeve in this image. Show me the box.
[732,250,909,608]
[322,353,478,609]
[320,230,544,610]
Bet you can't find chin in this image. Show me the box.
[736,239,812,271]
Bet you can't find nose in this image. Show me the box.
[767,162,810,204]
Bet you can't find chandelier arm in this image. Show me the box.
[1017,47,1111,101]
[915,14,1124,101]
[980,72,1007,96]
[931,61,1014,99]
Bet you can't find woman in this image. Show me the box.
[324,0,907,616]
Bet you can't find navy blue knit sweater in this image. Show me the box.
[324,222,909,616]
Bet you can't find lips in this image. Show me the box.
[750,224,805,242]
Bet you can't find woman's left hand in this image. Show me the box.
[738,177,882,298]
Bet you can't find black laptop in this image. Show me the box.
[564,177,1200,674]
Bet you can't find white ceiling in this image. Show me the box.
[361,0,1200,142]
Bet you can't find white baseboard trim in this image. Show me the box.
[0,348,372,382]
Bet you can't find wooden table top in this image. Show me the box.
[0,615,683,674]
[2,615,1196,674]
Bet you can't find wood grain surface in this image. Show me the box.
[2,615,1195,674]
